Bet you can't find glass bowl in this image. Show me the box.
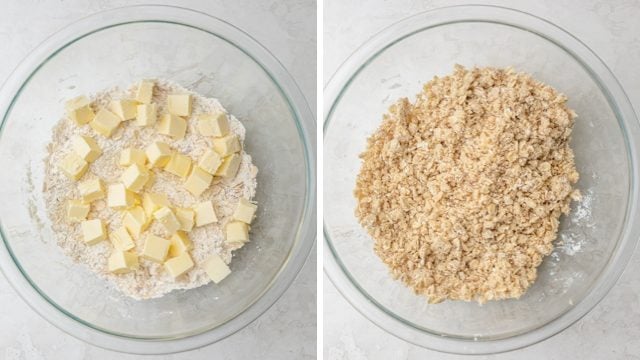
[324,5,639,355]
[0,5,315,355]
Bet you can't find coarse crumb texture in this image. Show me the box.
[43,79,257,300]
[354,65,580,304]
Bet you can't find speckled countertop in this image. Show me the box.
[324,0,640,359]
[0,0,316,359]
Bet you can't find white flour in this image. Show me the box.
[43,79,257,299]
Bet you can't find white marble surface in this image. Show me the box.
[0,0,316,359]
[324,0,640,359]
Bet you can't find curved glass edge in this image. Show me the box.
[0,5,316,355]
[323,5,640,355]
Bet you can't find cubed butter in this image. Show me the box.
[135,80,155,104]
[203,253,231,284]
[59,152,88,181]
[175,208,195,232]
[81,219,106,245]
[197,149,222,175]
[212,135,240,157]
[232,198,257,224]
[215,153,242,179]
[169,231,193,257]
[108,251,139,274]
[65,95,95,125]
[109,226,135,251]
[109,99,137,120]
[142,192,171,217]
[197,112,229,137]
[158,114,186,140]
[153,206,181,234]
[164,153,192,178]
[164,252,194,278]
[167,94,192,116]
[67,199,89,222]
[226,221,249,243]
[122,206,148,239]
[135,103,157,126]
[141,234,170,263]
[194,200,217,227]
[119,148,147,166]
[121,164,150,193]
[145,141,172,167]
[78,178,105,203]
[90,108,121,137]
[184,167,213,197]
[107,183,135,209]
[72,135,101,162]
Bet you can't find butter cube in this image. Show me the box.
[158,114,187,140]
[142,192,171,217]
[135,80,155,104]
[212,135,241,157]
[204,253,231,284]
[90,108,121,137]
[226,221,249,243]
[65,95,95,125]
[109,99,137,120]
[108,251,139,274]
[122,206,148,239]
[198,149,222,175]
[215,154,242,179]
[59,152,88,181]
[72,135,101,162]
[78,178,105,203]
[135,103,157,127]
[169,231,193,257]
[164,153,192,178]
[141,234,170,263]
[107,183,134,209]
[164,252,194,278]
[145,141,172,167]
[175,208,195,232]
[153,206,181,234]
[119,148,147,166]
[233,198,257,224]
[184,167,213,197]
[194,200,217,227]
[198,112,229,137]
[67,199,90,222]
[81,219,106,245]
[109,226,135,251]
[121,164,150,193]
[167,94,192,116]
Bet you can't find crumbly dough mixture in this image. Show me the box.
[355,65,580,303]
[43,80,257,299]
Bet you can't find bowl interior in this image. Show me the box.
[324,21,629,339]
[0,21,308,338]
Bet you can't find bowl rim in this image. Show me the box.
[323,4,640,355]
[0,4,316,355]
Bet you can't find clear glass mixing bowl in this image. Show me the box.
[324,5,639,354]
[0,5,315,354]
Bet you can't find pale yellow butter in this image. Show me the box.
[81,219,106,245]
[121,163,150,193]
[142,192,171,217]
[167,94,192,116]
[158,114,186,140]
[135,103,157,127]
[67,199,90,222]
[65,95,95,125]
[59,152,88,181]
[194,200,217,227]
[78,178,105,203]
[169,231,193,257]
[164,153,192,178]
[175,208,195,232]
[226,221,249,243]
[108,251,139,274]
[153,206,181,234]
[110,226,135,251]
[119,148,147,166]
[184,167,212,197]
[164,252,194,278]
[203,252,231,284]
[90,108,121,137]
[215,153,242,179]
[141,234,170,263]
[233,198,257,224]
[109,99,137,120]
[212,134,241,156]
[72,135,101,162]
[107,183,135,209]
[145,141,172,167]
[197,112,229,137]
[198,149,222,175]
[122,206,148,239]
[135,80,155,104]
